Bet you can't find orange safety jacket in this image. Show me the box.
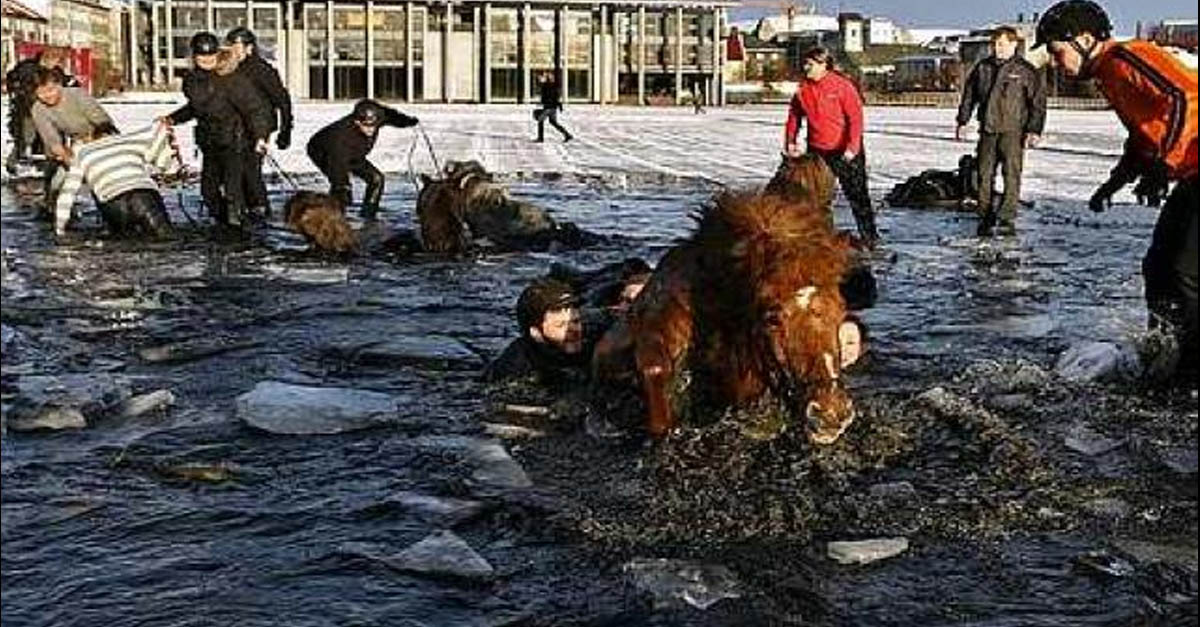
[1090,40,1198,180]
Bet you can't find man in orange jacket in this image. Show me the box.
[1037,0,1197,379]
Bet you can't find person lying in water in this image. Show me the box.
[484,260,655,387]
[483,278,589,387]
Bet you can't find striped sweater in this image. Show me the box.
[53,123,176,233]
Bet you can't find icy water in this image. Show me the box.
[1,175,1196,627]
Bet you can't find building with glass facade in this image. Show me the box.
[126,0,734,104]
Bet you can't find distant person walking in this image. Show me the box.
[534,72,572,143]
[956,26,1047,237]
[784,47,878,247]
[692,83,706,114]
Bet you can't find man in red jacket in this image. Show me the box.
[784,47,879,246]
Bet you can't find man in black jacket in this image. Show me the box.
[226,27,292,218]
[956,26,1047,236]
[164,32,273,229]
[483,278,587,386]
[306,99,418,219]
[534,72,572,143]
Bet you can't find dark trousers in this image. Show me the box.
[536,108,571,141]
[200,145,247,225]
[5,109,35,168]
[1143,177,1198,374]
[810,147,877,240]
[976,132,1026,222]
[99,188,173,239]
[314,160,385,214]
[241,150,270,212]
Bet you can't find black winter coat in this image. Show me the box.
[957,55,1047,135]
[237,54,292,134]
[168,68,272,152]
[539,80,562,111]
[306,103,417,188]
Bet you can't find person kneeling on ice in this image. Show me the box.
[307,99,418,220]
[51,121,177,238]
[484,278,588,387]
[1036,0,1198,381]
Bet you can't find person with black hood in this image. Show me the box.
[306,99,418,219]
[956,26,1047,236]
[162,32,273,229]
[226,26,293,218]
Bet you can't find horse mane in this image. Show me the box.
[692,191,848,302]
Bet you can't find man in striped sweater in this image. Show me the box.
[52,122,176,238]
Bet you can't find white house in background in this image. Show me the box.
[901,28,970,47]
[865,16,896,45]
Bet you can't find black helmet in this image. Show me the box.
[190,32,221,56]
[226,26,257,46]
[352,99,386,125]
[1035,1,1112,48]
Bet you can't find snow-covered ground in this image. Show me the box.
[3,98,1131,206]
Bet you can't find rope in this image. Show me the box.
[264,151,302,191]
[163,125,201,228]
[406,129,422,192]
[418,124,442,175]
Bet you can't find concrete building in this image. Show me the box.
[864,16,894,46]
[125,0,734,104]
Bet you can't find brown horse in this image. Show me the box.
[592,180,855,444]
[417,160,602,254]
[284,191,358,254]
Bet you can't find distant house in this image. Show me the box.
[1146,18,1198,52]
[892,53,960,91]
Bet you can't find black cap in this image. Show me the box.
[190,32,221,56]
[516,278,580,334]
[225,26,257,46]
[352,99,386,125]
[1034,1,1112,48]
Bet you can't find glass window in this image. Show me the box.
[529,10,553,67]
[333,7,366,61]
[171,5,207,59]
[306,7,328,62]
[253,7,280,61]
[213,7,247,34]
[373,9,406,62]
[567,12,590,67]
[453,9,473,33]
[489,9,518,66]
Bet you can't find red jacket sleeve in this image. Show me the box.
[785,90,805,148]
[840,77,864,155]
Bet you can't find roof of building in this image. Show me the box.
[2,0,48,21]
[846,44,929,68]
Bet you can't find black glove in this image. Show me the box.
[1133,161,1169,207]
[1088,186,1113,213]
[275,127,292,150]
